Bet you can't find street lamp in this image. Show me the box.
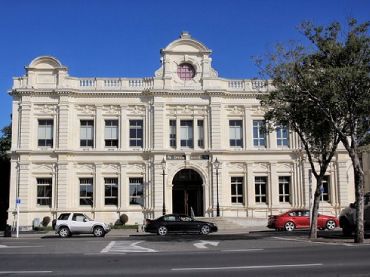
[161,158,166,215]
[214,158,220,217]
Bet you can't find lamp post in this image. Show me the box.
[161,158,166,215]
[214,158,220,217]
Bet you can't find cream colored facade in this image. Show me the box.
[8,32,355,228]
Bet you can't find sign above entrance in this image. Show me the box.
[166,154,186,160]
[166,154,209,161]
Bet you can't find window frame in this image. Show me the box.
[278,176,291,203]
[38,119,54,148]
[231,176,244,204]
[80,120,94,148]
[229,119,243,148]
[255,176,267,203]
[104,119,119,148]
[253,120,266,148]
[79,177,93,206]
[129,177,144,206]
[104,177,118,206]
[276,125,289,148]
[180,120,193,148]
[169,119,176,148]
[129,119,143,148]
[36,178,52,207]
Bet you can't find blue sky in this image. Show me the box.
[0,0,369,129]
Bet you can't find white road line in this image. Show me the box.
[0,271,52,274]
[0,245,42,249]
[193,241,219,249]
[101,241,157,253]
[101,241,115,253]
[172,263,323,271]
[222,249,264,252]
[273,236,355,247]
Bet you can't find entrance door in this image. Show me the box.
[172,169,203,216]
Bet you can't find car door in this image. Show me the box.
[179,215,196,232]
[162,215,180,232]
[70,213,89,233]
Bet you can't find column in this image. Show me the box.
[58,97,70,149]
[193,117,199,150]
[153,101,165,150]
[95,105,103,150]
[120,105,127,150]
[119,163,127,210]
[94,163,103,209]
[246,162,254,208]
[19,102,32,149]
[337,161,349,206]
[56,160,69,210]
[210,99,222,150]
[269,163,279,207]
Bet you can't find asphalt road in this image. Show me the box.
[1,231,370,276]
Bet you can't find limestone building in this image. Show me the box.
[8,32,355,228]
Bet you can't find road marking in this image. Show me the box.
[0,245,42,249]
[101,241,157,253]
[0,271,52,274]
[193,240,219,249]
[222,249,264,252]
[172,263,323,271]
[273,236,356,247]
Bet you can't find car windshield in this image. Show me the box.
[180,216,193,222]
[84,215,92,221]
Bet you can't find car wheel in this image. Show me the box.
[200,225,211,235]
[58,227,70,238]
[284,221,295,232]
[326,220,336,230]
[93,226,105,237]
[157,226,168,236]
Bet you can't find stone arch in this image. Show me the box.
[169,164,207,217]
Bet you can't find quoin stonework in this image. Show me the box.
[8,32,355,229]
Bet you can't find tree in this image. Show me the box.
[0,123,11,230]
[298,19,370,243]
[257,44,341,239]
[258,19,370,243]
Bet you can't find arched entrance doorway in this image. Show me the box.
[172,169,203,216]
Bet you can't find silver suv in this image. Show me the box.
[55,213,111,238]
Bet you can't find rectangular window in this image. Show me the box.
[38,119,53,147]
[169,120,176,148]
[129,120,143,147]
[105,178,118,205]
[321,176,330,202]
[197,120,204,148]
[180,120,193,148]
[253,120,266,147]
[276,125,289,147]
[36,178,52,206]
[229,120,243,147]
[80,120,94,147]
[279,176,290,203]
[231,177,244,204]
[255,176,267,203]
[105,120,119,147]
[80,178,93,206]
[129,177,143,206]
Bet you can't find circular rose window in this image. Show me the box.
[177,63,195,80]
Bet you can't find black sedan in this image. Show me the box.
[144,214,218,236]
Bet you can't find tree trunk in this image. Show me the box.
[353,156,365,243]
[309,177,322,239]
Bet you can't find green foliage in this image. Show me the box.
[0,124,11,160]
[257,18,370,241]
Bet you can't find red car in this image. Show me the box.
[268,209,339,231]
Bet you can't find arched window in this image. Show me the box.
[177,63,195,80]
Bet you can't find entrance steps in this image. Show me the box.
[195,217,267,231]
